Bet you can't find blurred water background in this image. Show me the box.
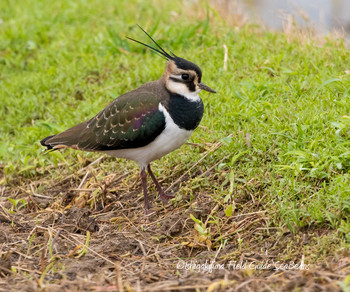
[212,0,350,38]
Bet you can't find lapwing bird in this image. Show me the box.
[41,26,216,211]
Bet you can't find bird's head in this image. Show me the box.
[127,26,216,98]
[163,56,216,98]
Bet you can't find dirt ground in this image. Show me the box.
[1,158,349,291]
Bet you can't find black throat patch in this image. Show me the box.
[165,93,204,131]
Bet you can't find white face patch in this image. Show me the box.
[169,74,183,81]
[167,79,201,102]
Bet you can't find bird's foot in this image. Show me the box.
[159,192,175,202]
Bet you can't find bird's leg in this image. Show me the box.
[140,167,150,211]
[147,164,174,202]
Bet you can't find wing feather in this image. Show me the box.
[41,81,168,152]
[76,91,166,151]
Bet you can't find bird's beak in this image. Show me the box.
[199,83,216,93]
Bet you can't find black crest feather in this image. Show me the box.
[126,25,175,60]
[127,25,202,81]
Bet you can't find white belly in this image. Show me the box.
[106,103,193,169]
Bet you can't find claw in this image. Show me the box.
[159,192,174,202]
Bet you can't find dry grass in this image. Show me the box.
[1,148,349,291]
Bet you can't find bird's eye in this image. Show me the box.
[181,74,189,80]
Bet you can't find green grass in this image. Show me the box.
[1,0,349,242]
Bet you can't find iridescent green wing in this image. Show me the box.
[77,91,165,151]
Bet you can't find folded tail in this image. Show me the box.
[40,135,56,150]
[40,121,88,151]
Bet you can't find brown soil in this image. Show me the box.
[0,160,349,291]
